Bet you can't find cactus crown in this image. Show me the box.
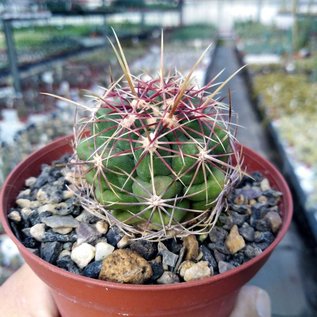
[68,32,242,241]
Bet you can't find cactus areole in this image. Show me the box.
[71,34,242,241]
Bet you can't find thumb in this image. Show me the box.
[230,285,271,317]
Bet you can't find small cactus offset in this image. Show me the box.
[72,33,242,240]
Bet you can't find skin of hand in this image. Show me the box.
[0,264,270,317]
[0,264,60,317]
[230,285,271,317]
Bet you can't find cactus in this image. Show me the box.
[69,32,242,241]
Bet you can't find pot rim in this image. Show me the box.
[0,135,293,291]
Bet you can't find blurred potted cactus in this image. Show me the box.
[0,33,293,317]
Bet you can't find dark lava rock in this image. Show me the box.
[239,223,255,242]
[255,219,271,232]
[82,260,102,279]
[29,212,41,226]
[163,238,182,254]
[231,204,250,215]
[230,251,245,266]
[251,203,268,220]
[255,241,271,251]
[10,222,23,241]
[33,165,53,189]
[56,256,80,275]
[106,226,123,247]
[232,212,248,226]
[40,241,63,264]
[76,223,101,245]
[200,245,217,270]
[130,240,158,261]
[39,211,53,222]
[218,261,236,274]
[42,231,77,243]
[254,231,275,244]
[251,171,264,182]
[149,261,164,282]
[213,249,227,263]
[235,187,262,200]
[244,245,262,259]
[22,236,40,248]
[208,242,231,255]
[218,215,233,230]
[209,226,228,243]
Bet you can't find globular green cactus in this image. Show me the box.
[73,32,242,240]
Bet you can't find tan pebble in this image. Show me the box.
[117,235,131,248]
[8,211,21,222]
[63,190,74,199]
[225,225,246,254]
[183,261,212,282]
[95,220,109,235]
[265,211,282,233]
[16,199,31,208]
[234,194,245,205]
[52,227,73,235]
[99,249,152,284]
[36,189,49,203]
[30,223,45,241]
[183,235,199,260]
[258,195,268,203]
[179,260,195,278]
[30,201,40,208]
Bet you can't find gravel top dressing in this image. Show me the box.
[8,155,283,285]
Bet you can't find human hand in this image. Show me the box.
[230,285,271,317]
[0,263,60,317]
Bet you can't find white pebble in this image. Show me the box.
[30,223,46,241]
[183,261,212,282]
[260,178,271,191]
[25,177,37,187]
[95,241,115,261]
[71,243,95,269]
[38,204,57,214]
[18,188,31,198]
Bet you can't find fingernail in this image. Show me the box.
[255,289,271,317]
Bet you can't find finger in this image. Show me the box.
[230,285,271,317]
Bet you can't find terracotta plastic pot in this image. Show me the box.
[0,135,293,317]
